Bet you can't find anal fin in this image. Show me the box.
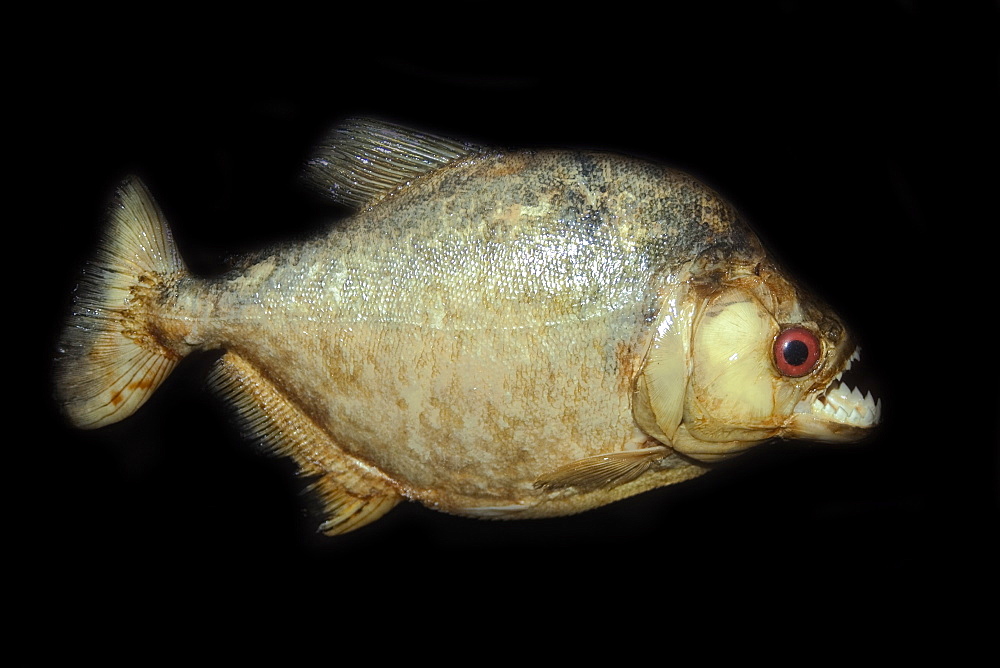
[210,352,401,535]
[309,476,400,535]
[533,446,671,491]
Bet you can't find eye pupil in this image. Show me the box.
[782,339,810,366]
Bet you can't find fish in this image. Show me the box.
[55,118,881,535]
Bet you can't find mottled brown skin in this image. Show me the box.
[150,149,766,518]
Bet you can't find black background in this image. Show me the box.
[15,3,998,660]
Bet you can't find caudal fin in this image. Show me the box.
[56,177,187,429]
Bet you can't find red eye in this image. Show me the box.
[773,327,821,377]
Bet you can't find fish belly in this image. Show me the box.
[230,309,645,505]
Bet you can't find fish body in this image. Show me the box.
[56,119,880,534]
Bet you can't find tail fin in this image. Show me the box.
[56,177,187,429]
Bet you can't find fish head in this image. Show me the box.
[635,254,881,462]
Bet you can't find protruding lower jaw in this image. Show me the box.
[787,347,882,441]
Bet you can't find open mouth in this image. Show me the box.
[797,347,882,428]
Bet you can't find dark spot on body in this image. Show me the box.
[615,341,638,392]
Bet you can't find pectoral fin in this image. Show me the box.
[534,446,671,491]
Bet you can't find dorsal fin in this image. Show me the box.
[305,118,481,209]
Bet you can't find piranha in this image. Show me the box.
[55,118,881,534]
